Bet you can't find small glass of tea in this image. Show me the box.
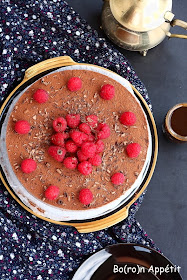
[163,103,187,143]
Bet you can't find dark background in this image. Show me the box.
[67,0,187,278]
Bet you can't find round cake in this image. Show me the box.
[0,65,152,221]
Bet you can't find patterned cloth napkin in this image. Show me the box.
[0,1,158,279]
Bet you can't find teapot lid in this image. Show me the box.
[110,0,172,32]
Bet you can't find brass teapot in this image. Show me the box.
[102,0,187,55]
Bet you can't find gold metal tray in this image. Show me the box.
[0,56,158,233]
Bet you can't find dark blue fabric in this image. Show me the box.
[0,1,157,279]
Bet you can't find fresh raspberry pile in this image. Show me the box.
[48,113,110,175]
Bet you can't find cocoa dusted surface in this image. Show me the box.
[6,69,148,210]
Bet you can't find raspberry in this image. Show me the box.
[81,142,96,158]
[21,158,37,173]
[86,115,98,128]
[126,143,141,158]
[14,120,30,134]
[99,84,115,100]
[51,133,66,147]
[77,150,89,162]
[48,146,66,162]
[111,172,125,185]
[95,140,105,153]
[79,188,93,205]
[60,132,69,139]
[67,77,82,92]
[87,133,95,142]
[63,157,78,169]
[79,123,91,134]
[70,130,88,146]
[65,140,78,153]
[89,154,102,166]
[66,114,80,128]
[78,161,92,175]
[53,117,67,133]
[44,185,59,200]
[33,89,49,103]
[120,112,136,126]
[97,123,110,139]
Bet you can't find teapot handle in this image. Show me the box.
[167,19,187,38]
[165,12,187,39]
[171,19,187,29]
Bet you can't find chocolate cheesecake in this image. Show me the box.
[0,65,152,221]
